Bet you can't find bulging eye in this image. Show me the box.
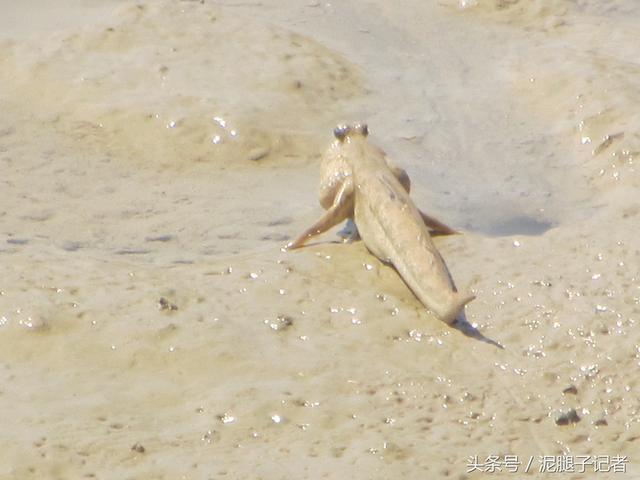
[333,125,350,141]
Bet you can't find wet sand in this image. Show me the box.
[1,0,639,478]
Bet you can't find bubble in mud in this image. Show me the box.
[212,116,227,128]
[19,315,47,331]
[202,429,220,444]
[218,413,236,424]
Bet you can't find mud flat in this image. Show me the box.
[1,0,639,478]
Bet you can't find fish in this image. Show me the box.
[287,124,474,324]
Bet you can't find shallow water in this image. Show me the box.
[1,0,640,478]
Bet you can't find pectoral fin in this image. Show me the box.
[387,162,458,236]
[286,178,354,250]
[419,210,459,236]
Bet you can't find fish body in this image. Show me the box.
[341,130,474,323]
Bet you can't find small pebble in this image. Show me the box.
[131,443,145,453]
[158,297,178,311]
[247,147,270,162]
[556,408,580,426]
[268,315,293,331]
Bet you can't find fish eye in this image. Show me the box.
[360,124,369,136]
[333,125,350,141]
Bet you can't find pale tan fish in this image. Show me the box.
[287,124,474,324]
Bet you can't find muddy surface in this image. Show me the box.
[1,0,639,478]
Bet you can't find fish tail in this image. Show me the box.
[441,293,476,325]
